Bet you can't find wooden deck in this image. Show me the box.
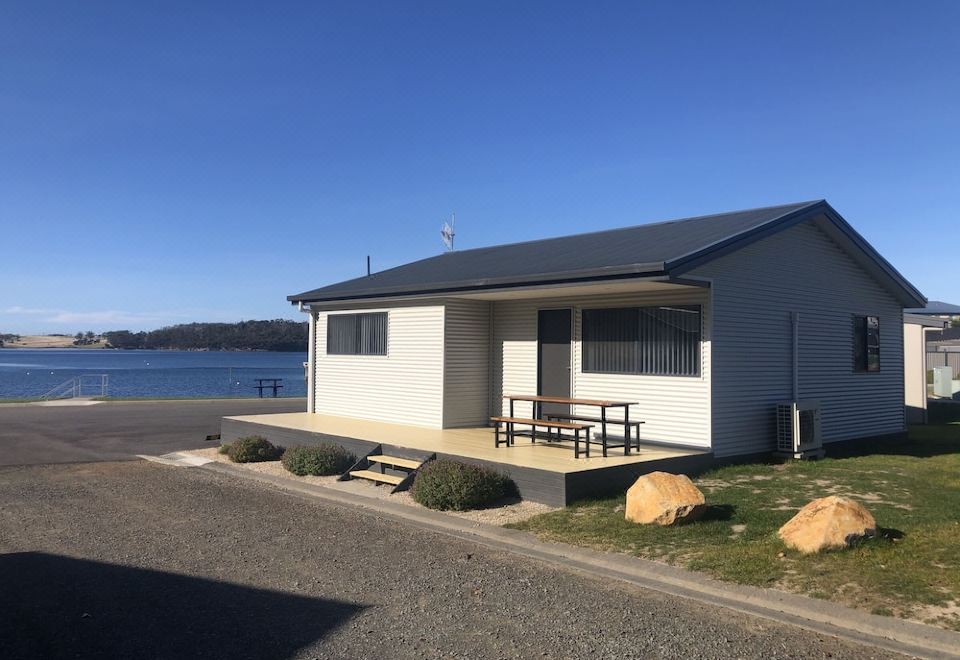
[221,413,713,506]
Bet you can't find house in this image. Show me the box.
[904,300,960,324]
[904,301,960,405]
[903,313,947,423]
[224,200,925,505]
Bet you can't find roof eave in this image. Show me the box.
[904,313,948,328]
[287,262,667,304]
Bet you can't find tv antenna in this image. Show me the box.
[441,213,455,251]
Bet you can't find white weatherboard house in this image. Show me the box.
[225,200,926,505]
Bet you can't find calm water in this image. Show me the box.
[0,349,308,399]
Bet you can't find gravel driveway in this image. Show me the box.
[0,398,304,466]
[0,461,900,659]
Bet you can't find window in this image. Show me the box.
[327,312,388,355]
[582,305,701,376]
[853,315,880,372]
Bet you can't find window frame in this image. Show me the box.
[581,304,702,378]
[852,314,880,373]
[326,311,389,356]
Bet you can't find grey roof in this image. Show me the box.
[290,200,925,306]
[904,300,960,316]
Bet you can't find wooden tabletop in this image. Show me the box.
[503,394,636,407]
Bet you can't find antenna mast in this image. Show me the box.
[441,212,455,251]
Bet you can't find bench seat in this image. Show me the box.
[490,416,594,458]
[546,413,644,456]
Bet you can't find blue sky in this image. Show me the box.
[1,1,958,333]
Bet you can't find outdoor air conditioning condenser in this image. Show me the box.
[775,400,824,460]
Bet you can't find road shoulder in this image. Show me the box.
[182,457,960,659]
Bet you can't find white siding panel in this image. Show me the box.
[491,289,712,448]
[692,221,905,457]
[314,305,445,428]
[443,300,491,427]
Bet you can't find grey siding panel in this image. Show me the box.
[692,221,906,458]
[443,300,492,427]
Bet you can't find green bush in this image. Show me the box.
[281,444,356,476]
[224,435,283,463]
[411,459,517,511]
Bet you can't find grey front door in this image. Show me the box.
[537,308,572,418]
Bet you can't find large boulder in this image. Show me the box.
[625,471,706,525]
[778,495,877,554]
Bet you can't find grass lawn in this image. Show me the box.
[509,412,960,630]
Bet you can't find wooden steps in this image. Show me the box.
[348,469,404,486]
[340,445,437,493]
[371,454,422,470]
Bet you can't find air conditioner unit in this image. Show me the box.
[933,366,954,398]
[776,400,824,459]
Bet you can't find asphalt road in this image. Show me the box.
[0,461,900,660]
[0,398,305,466]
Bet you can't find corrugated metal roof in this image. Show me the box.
[290,201,821,302]
[904,300,960,315]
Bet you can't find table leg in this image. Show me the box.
[625,405,632,454]
[574,428,580,459]
[601,407,608,457]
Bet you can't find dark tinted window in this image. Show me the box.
[327,312,388,355]
[582,306,701,376]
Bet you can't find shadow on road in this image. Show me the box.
[0,552,364,659]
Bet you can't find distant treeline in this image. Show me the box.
[103,320,308,352]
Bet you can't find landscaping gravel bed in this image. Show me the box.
[0,461,901,659]
[185,446,555,526]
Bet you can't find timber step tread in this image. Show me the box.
[490,416,593,430]
[369,454,422,470]
[349,469,405,485]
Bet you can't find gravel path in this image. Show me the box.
[0,461,901,659]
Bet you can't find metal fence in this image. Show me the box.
[927,351,960,376]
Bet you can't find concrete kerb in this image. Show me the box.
[171,457,958,659]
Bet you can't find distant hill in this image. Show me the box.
[103,320,308,352]
[0,334,107,349]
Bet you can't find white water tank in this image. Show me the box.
[933,366,954,397]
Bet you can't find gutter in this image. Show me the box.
[288,264,669,305]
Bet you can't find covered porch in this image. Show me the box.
[307,277,714,451]
[221,412,712,506]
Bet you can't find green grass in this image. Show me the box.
[509,422,960,629]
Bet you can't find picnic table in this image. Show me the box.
[253,378,284,398]
[498,394,641,457]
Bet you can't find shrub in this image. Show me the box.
[281,444,356,476]
[224,435,283,463]
[411,459,517,511]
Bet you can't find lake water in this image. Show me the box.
[0,349,308,399]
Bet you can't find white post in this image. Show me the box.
[307,310,317,414]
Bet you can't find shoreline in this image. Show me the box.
[0,395,307,405]
[0,346,306,353]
